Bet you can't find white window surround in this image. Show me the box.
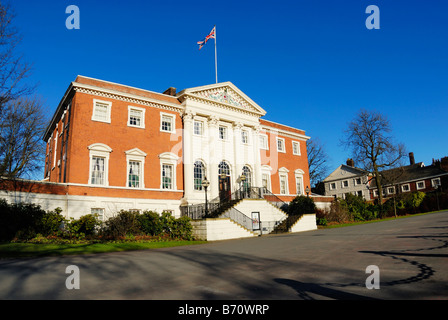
[127,106,145,129]
[261,165,272,191]
[401,183,411,192]
[279,167,289,195]
[259,134,268,150]
[329,182,337,190]
[294,169,305,195]
[91,208,105,221]
[416,180,426,190]
[431,178,441,187]
[277,137,286,153]
[160,112,176,133]
[218,125,228,140]
[241,129,249,144]
[92,99,112,123]
[88,143,113,186]
[342,180,349,188]
[125,148,147,189]
[194,120,204,136]
[159,152,179,190]
[292,141,301,155]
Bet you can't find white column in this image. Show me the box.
[232,121,243,190]
[252,125,262,188]
[208,115,219,200]
[182,110,195,202]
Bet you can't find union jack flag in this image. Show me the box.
[197,26,215,50]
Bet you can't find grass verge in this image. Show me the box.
[319,209,446,229]
[0,240,207,259]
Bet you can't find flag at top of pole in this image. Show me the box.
[197,26,218,83]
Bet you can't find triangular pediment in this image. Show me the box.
[178,82,266,116]
[323,165,368,182]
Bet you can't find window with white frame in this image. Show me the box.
[292,141,300,155]
[416,181,426,190]
[354,177,362,185]
[194,120,204,136]
[128,106,145,128]
[125,148,147,188]
[277,138,285,153]
[158,152,179,191]
[261,165,272,191]
[219,126,227,140]
[160,113,175,133]
[259,134,268,150]
[388,187,395,194]
[90,156,105,185]
[342,180,349,188]
[194,161,205,191]
[357,190,363,197]
[92,99,112,123]
[162,164,173,190]
[241,130,249,144]
[401,184,410,192]
[330,182,336,190]
[88,143,112,186]
[294,169,305,195]
[373,189,379,197]
[242,166,252,189]
[295,176,303,195]
[91,208,105,221]
[280,175,288,194]
[431,178,441,187]
[262,173,270,189]
[128,161,141,188]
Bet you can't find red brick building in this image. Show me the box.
[5,76,312,220]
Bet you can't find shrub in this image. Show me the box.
[287,195,316,216]
[171,215,193,240]
[138,210,163,236]
[327,198,349,223]
[41,208,68,236]
[0,200,49,241]
[68,214,102,237]
[102,210,141,239]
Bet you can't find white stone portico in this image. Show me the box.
[177,82,266,204]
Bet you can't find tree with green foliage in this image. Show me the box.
[288,195,316,216]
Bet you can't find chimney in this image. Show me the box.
[409,152,415,165]
[163,87,177,96]
[440,157,448,172]
[346,158,355,167]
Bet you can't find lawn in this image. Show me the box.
[319,210,442,229]
[0,240,207,259]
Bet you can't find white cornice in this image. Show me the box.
[73,82,184,112]
[261,124,311,141]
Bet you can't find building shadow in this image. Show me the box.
[274,278,379,300]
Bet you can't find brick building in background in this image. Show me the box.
[2,76,312,220]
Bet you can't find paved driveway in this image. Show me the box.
[1,211,447,300]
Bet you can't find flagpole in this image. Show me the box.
[214,25,218,84]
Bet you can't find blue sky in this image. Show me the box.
[13,0,448,176]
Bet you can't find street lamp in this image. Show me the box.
[202,177,210,216]
[305,186,310,197]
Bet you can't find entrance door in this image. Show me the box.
[219,176,231,201]
[218,161,231,201]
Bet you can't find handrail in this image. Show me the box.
[180,187,289,220]
[221,206,255,232]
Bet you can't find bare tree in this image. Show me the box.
[307,137,330,188]
[0,96,47,178]
[0,1,34,108]
[342,109,406,212]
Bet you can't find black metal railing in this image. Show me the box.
[180,187,289,224]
